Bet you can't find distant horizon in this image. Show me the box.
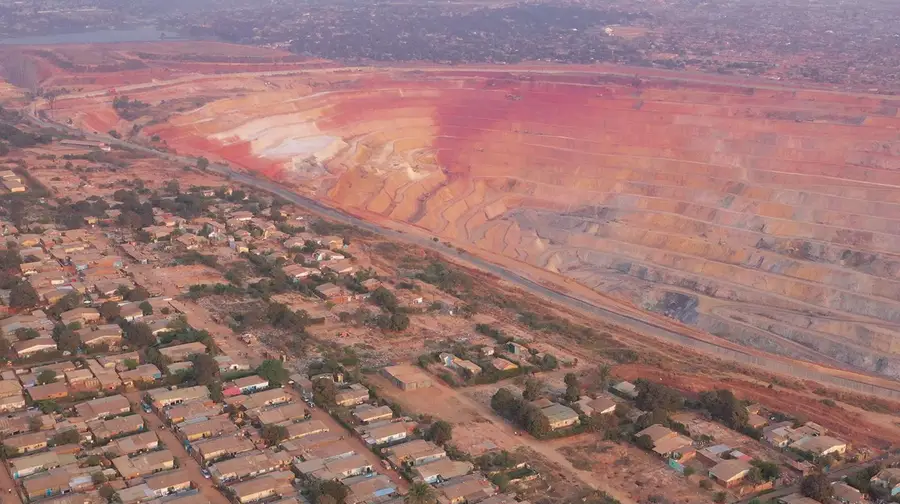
[0,26,197,46]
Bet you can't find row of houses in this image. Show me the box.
[0,355,167,410]
[634,424,761,488]
[301,371,530,504]
[139,383,309,503]
[1,302,177,360]
[763,421,847,457]
[5,414,166,502]
[9,446,175,495]
[0,169,26,192]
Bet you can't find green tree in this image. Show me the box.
[522,377,543,401]
[37,369,57,385]
[540,353,558,370]
[0,249,21,270]
[191,353,218,385]
[491,388,519,418]
[196,157,209,171]
[14,328,39,341]
[370,287,398,312]
[49,292,82,317]
[490,473,510,492]
[139,301,153,316]
[55,327,80,353]
[700,389,749,430]
[98,484,116,502]
[124,322,155,347]
[126,286,150,302]
[261,424,288,446]
[635,379,684,412]
[99,301,121,321]
[123,358,139,371]
[596,364,611,390]
[713,492,726,503]
[585,411,619,434]
[749,459,780,482]
[635,434,654,450]
[426,420,453,446]
[257,359,288,386]
[50,429,80,445]
[209,381,224,402]
[313,377,337,405]
[565,384,581,403]
[314,479,349,504]
[405,483,436,504]
[37,400,60,414]
[28,416,42,432]
[9,281,38,309]
[800,473,833,502]
[377,312,409,332]
[522,404,550,437]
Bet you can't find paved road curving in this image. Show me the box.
[25,108,900,400]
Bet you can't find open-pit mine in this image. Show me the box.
[9,44,900,380]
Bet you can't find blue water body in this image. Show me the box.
[0,26,192,45]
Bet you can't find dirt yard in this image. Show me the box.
[368,370,639,504]
[557,437,712,504]
[612,363,900,450]
[130,264,227,296]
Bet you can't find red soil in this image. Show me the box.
[613,363,900,450]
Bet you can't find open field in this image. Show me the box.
[366,372,646,504]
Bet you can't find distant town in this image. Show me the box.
[0,0,898,92]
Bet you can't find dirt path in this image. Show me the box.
[125,391,231,504]
[612,364,900,449]
[0,458,22,504]
[170,299,266,368]
[278,388,411,494]
[369,375,637,504]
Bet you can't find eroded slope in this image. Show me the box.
[47,68,900,377]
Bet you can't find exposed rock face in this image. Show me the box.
[46,66,900,377]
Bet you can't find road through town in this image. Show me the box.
[125,391,231,504]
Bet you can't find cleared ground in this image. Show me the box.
[369,372,670,504]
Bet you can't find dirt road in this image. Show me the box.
[368,375,637,504]
[169,299,265,368]
[167,300,409,493]
[275,385,410,494]
[126,392,231,504]
[0,459,22,504]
